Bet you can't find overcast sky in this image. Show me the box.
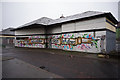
[0,0,120,31]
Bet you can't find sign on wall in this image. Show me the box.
[82,38,92,44]
[52,38,61,44]
[77,37,82,44]
[15,36,45,48]
[62,38,77,45]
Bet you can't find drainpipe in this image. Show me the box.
[45,25,48,48]
[93,30,95,38]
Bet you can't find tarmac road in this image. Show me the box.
[2,47,119,78]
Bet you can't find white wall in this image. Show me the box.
[47,26,61,34]
[62,17,106,32]
[48,31,106,53]
[62,22,75,32]
[15,27,45,35]
[95,31,106,52]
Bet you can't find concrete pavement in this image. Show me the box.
[2,57,62,78]
[2,47,119,78]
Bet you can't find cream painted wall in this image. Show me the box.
[62,22,75,32]
[106,22,116,32]
[15,27,45,35]
[47,26,61,34]
[62,17,106,32]
[75,17,106,31]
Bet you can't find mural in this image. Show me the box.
[77,44,90,50]
[76,33,99,50]
[15,33,105,53]
[61,44,75,50]
[15,35,45,48]
[52,44,61,49]
[62,38,77,45]
[82,34,99,48]
[61,33,75,38]
[47,35,62,48]
[47,33,101,51]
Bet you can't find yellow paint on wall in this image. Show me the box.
[106,18,115,25]
[106,22,116,32]
[0,36,15,37]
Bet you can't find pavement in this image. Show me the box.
[2,56,62,78]
[116,40,120,52]
[2,47,120,78]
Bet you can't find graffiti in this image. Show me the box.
[80,34,99,48]
[29,35,45,39]
[75,33,100,50]
[62,33,75,38]
[91,40,98,48]
[62,44,74,50]
[82,38,92,43]
[62,38,76,45]
[50,35,61,39]
[82,34,95,40]
[77,44,91,50]
[16,35,45,48]
[47,33,100,50]
[29,39,45,43]
[53,44,61,48]
[52,38,61,44]
[15,33,103,53]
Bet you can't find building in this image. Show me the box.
[116,22,120,40]
[0,28,15,47]
[116,22,120,52]
[12,11,118,53]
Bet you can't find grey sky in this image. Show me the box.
[1,0,120,31]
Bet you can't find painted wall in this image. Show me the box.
[106,31,116,53]
[15,35,46,48]
[46,25,62,34]
[62,17,106,32]
[15,27,45,35]
[105,18,116,53]
[116,28,120,39]
[75,32,101,53]
[14,17,116,53]
[75,17,106,31]
[47,31,106,53]
[106,22,116,32]
[62,22,75,32]
[95,31,106,52]
[47,34,62,49]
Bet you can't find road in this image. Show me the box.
[2,47,119,78]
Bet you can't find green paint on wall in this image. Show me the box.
[116,28,120,39]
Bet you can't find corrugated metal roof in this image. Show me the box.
[17,17,53,29]
[12,11,117,30]
[0,28,15,35]
[48,11,105,25]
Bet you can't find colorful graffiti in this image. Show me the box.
[53,44,61,48]
[62,38,76,45]
[62,33,74,38]
[81,34,99,48]
[47,33,76,50]
[82,34,95,40]
[15,33,103,53]
[15,35,45,48]
[52,38,61,44]
[62,44,75,50]
[77,44,91,50]
[47,33,99,51]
